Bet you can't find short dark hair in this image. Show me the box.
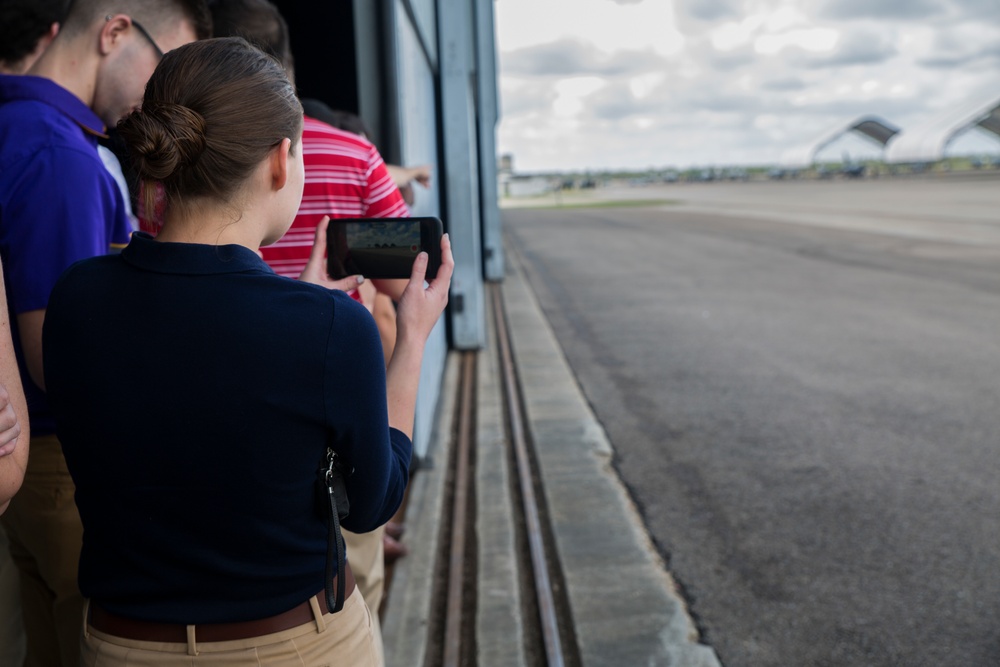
[0,0,71,67]
[118,37,302,215]
[208,0,294,76]
[62,0,213,41]
[299,100,371,138]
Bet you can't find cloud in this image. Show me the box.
[761,77,808,92]
[496,0,1000,171]
[584,81,666,120]
[793,29,899,68]
[675,0,743,22]
[499,80,560,118]
[916,24,1000,68]
[818,0,944,20]
[501,38,669,77]
[580,70,779,122]
[918,46,1000,68]
[702,42,759,71]
[948,0,1000,19]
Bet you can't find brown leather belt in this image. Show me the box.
[88,566,356,643]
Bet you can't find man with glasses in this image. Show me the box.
[0,2,211,665]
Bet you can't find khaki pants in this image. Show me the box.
[0,434,84,667]
[0,525,26,665]
[343,525,386,644]
[81,587,381,666]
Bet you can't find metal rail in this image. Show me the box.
[491,285,566,667]
[442,351,476,667]
[438,287,567,666]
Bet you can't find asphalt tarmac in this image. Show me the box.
[502,174,1000,667]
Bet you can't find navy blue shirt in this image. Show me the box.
[0,74,132,434]
[43,233,412,623]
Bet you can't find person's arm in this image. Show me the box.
[384,234,453,439]
[0,269,29,515]
[301,220,453,418]
[323,234,453,531]
[372,292,397,367]
[16,310,45,391]
[369,278,406,302]
[385,164,431,189]
[385,164,431,207]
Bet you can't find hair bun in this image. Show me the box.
[119,102,207,181]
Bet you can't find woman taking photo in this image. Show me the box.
[42,36,452,666]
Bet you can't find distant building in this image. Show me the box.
[780,115,900,169]
[499,153,513,174]
[887,93,1000,164]
[503,174,553,198]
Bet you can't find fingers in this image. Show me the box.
[327,275,366,292]
[0,426,20,457]
[299,217,365,290]
[0,402,20,455]
[306,216,330,267]
[407,249,429,289]
[426,233,454,294]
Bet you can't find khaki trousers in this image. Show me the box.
[343,525,386,645]
[0,525,26,665]
[81,587,381,666]
[0,434,84,667]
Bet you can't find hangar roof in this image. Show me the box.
[780,115,901,168]
[886,93,1000,164]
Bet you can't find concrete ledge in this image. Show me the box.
[476,304,528,667]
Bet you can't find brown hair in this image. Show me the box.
[118,36,302,216]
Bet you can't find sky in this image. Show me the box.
[493,0,1000,173]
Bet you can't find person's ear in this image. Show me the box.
[270,137,292,191]
[99,15,130,56]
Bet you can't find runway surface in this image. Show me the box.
[503,174,1000,666]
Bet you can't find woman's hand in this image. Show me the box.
[299,216,366,292]
[0,384,22,459]
[384,234,453,438]
[395,233,454,344]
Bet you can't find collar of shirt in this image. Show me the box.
[0,74,107,139]
[122,232,274,276]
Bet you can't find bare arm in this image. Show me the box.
[16,309,45,392]
[384,234,453,438]
[369,278,406,302]
[385,164,431,207]
[372,292,397,367]
[0,271,30,514]
[385,164,431,190]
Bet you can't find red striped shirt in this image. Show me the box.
[261,116,409,278]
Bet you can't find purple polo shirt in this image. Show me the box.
[0,74,132,434]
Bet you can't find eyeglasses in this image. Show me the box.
[107,14,164,60]
[131,19,164,59]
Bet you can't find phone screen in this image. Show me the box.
[345,219,422,254]
[327,217,442,280]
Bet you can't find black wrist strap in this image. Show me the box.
[319,448,351,613]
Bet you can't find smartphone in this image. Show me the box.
[326,216,443,280]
